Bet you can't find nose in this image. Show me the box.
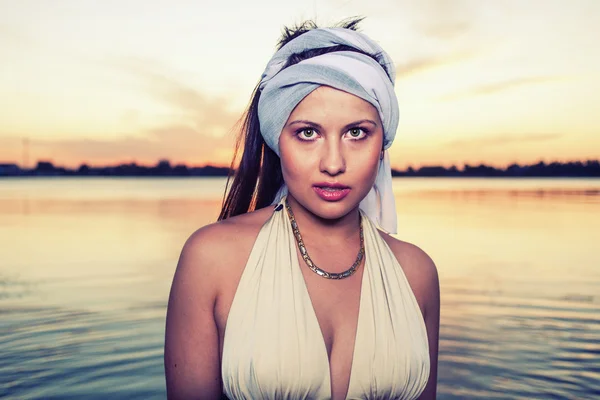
[319,139,346,176]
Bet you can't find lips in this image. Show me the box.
[312,183,351,201]
[313,182,350,190]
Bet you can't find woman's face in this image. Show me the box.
[279,85,384,220]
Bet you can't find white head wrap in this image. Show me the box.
[257,27,398,234]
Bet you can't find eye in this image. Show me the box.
[296,128,318,141]
[346,127,368,140]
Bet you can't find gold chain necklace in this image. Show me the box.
[284,198,364,280]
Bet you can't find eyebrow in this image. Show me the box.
[286,119,378,131]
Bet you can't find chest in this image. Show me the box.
[299,267,364,400]
[217,240,366,399]
[298,262,362,352]
[217,211,430,400]
[216,232,365,349]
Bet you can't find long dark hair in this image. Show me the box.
[218,17,384,220]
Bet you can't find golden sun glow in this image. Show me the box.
[1,0,599,169]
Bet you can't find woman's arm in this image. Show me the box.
[382,234,440,400]
[418,255,440,400]
[165,228,224,399]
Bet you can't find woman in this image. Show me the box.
[165,18,440,400]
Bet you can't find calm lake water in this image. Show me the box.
[1,177,599,399]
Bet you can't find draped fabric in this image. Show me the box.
[221,197,430,399]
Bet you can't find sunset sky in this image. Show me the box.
[1,0,599,169]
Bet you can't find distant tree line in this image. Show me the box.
[391,160,600,177]
[0,160,229,177]
[0,159,599,178]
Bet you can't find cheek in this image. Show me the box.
[355,146,381,183]
[353,134,383,179]
[279,136,312,182]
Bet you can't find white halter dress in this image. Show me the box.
[221,196,430,399]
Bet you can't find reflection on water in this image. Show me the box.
[1,177,599,399]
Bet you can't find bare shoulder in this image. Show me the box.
[378,231,440,317]
[179,204,275,277]
[165,206,274,398]
[170,202,275,317]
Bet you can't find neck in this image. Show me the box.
[285,194,361,244]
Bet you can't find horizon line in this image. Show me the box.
[2,157,600,172]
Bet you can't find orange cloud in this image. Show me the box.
[438,76,566,101]
[396,51,477,79]
[444,133,563,148]
[17,124,236,168]
[0,58,248,168]
[112,57,243,135]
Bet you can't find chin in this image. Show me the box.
[311,205,352,220]
[304,189,366,220]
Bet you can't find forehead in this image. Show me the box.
[289,86,379,121]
